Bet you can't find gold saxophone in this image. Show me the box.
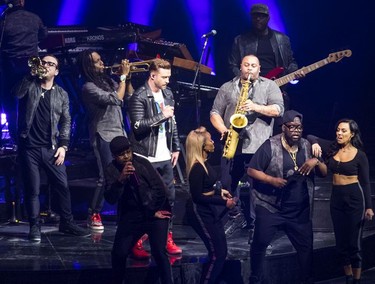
[222,75,253,159]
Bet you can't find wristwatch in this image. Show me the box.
[120,74,127,82]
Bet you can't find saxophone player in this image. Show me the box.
[210,55,284,237]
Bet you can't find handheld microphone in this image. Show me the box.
[201,30,217,38]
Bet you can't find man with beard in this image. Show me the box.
[77,50,131,231]
[247,110,327,284]
[15,54,89,242]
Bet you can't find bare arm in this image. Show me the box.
[247,168,287,189]
[210,113,228,140]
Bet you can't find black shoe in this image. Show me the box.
[224,213,247,237]
[28,224,41,243]
[59,221,91,237]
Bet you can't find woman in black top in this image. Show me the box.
[308,119,374,284]
[185,127,236,284]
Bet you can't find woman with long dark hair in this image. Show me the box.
[309,119,374,284]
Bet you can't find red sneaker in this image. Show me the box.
[88,213,104,231]
[166,232,182,254]
[132,234,150,259]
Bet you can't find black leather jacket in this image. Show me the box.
[228,28,298,77]
[128,82,180,157]
[15,76,71,148]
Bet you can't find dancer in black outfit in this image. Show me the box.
[104,136,173,284]
[308,119,374,284]
[185,126,236,284]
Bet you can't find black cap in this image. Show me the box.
[250,4,270,15]
[282,110,303,124]
[110,136,131,155]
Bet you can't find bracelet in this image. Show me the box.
[61,146,68,152]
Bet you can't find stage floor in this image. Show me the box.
[1,149,375,283]
[1,220,375,284]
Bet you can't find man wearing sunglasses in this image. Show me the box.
[247,110,327,284]
[14,54,89,242]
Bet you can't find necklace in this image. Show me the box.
[40,88,48,98]
[281,135,299,171]
[288,151,299,171]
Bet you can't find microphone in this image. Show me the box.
[201,30,217,38]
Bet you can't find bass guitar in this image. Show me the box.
[265,50,352,87]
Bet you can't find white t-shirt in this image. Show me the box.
[147,90,171,163]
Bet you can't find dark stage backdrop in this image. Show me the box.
[24,0,375,170]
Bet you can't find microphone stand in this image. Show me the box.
[191,36,209,127]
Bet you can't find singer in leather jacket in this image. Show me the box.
[127,58,182,255]
[128,82,180,157]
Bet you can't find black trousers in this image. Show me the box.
[187,201,227,284]
[19,146,73,225]
[330,183,365,268]
[111,215,172,284]
[89,134,113,214]
[250,206,313,283]
[152,160,175,230]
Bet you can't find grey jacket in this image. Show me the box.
[81,80,126,144]
[15,76,71,148]
[128,82,181,157]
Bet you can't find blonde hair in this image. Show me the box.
[186,126,209,178]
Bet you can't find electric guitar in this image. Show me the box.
[265,50,352,87]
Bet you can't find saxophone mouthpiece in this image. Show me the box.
[248,73,254,83]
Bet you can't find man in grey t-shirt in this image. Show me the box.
[210,54,284,236]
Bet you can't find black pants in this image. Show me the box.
[152,160,175,230]
[330,183,365,268]
[250,206,313,283]
[19,146,73,225]
[187,201,227,284]
[111,215,172,284]
[89,134,114,214]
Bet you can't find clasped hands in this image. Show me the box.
[221,189,236,209]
